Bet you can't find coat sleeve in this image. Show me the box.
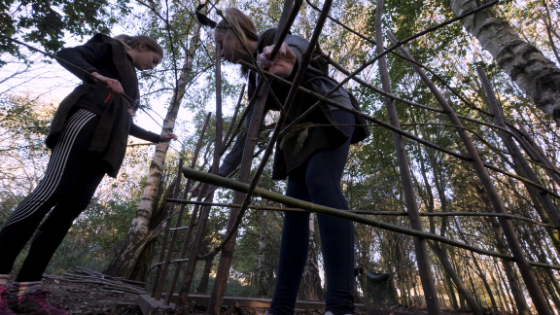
[129,123,161,143]
[56,34,110,84]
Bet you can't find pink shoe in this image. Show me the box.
[0,286,15,315]
[7,289,68,315]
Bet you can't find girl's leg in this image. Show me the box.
[0,109,98,275]
[269,174,311,315]
[16,163,105,282]
[305,110,355,315]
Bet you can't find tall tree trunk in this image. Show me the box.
[489,267,506,312]
[523,225,560,314]
[132,176,174,281]
[489,217,531,315]
[447,0,560,122]
[429,241,484,315]
[257,211,268,296]
[422,145,482,314]
[301,213,323,301]
[196,251,218,294]
[360,266,368,302]
[445,274,459,310]
[104,20,203,278]
[501,272,516,314]
[471,255,498,312]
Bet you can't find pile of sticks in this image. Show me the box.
[44,267,146,294]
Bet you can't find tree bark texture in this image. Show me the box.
[471,252,498,311]
[489,217,531,315]
[301,213,323,301]
[196,246,217,294]
[104,20,203,278]
[257,211,268,296]
[429,242,483,315]
[448,0,560,123]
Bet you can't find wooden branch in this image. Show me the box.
[392,33,551,314]
[166,199,556,229]
[181,166,560,270]
[239,60,560,200]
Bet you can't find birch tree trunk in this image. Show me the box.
[104,21,203,278]
[447,0,560,123]
[301,213,324,301]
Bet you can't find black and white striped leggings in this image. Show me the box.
[0,109,107,282]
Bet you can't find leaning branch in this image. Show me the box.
[181,167,560,270]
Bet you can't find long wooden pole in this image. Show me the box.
[181,166,560,271]
[205,2,300,313]
[514,123,560,187]
[375,3,440,313]
[477,66,560,230]
[154,112,211,301]
[175,45,225,307]
[165,199,555,228]
[151,158,184,297]
[388,31,552,315]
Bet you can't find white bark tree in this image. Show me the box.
[104,15,204,278]
[447,0,560,123]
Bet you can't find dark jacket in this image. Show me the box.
[219,29,369,180]
[46,33,161,177]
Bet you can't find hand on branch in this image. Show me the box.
[159,133,178,143]
[256,43,296,78]
[91,72,124,94]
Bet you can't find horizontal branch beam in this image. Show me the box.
[181,167,560,270]
[167,199,554,228]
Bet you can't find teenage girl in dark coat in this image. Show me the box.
[212,8,369,315]
[0,34,176,315]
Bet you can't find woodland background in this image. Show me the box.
[1,0,560,314]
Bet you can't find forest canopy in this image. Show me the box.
[1,0,560,314]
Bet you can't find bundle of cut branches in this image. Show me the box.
[43,267,146,294]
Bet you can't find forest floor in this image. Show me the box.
[36,279,510,315]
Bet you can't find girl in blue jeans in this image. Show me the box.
[212,8,369,315]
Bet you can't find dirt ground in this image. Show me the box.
[33,279,508,315]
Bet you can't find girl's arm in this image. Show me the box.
[256,42,297,78]
[56,36,110,84]
[57,35,125,94]
[129,123,177,143]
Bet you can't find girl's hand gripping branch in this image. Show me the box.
[160,133,178,143]
[91,72,124,94]
[256,42,297,78]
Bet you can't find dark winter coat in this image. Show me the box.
[219,29,369,180]
[46,33,161,177]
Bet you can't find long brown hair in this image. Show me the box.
[114,34,164,58]
[215,8,258,76]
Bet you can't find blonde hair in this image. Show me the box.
[113,34,164,58]
[215,8,258,76]
[215,8,258,47]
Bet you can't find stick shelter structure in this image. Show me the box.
[143,1,560,314]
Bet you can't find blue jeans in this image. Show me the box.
[270,110,355,315]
